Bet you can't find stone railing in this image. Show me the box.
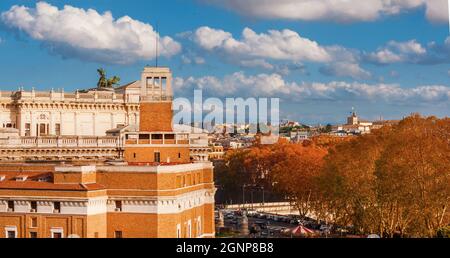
[0,90,139,104]
[0,136,121,149]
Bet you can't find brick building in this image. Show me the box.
[0,67,216,238]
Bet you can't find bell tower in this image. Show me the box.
[139,66,173,132]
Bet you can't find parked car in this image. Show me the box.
[226,214,235,220]
[320,224,332,231]
[256,222,268,230]
[247,210,258,216]
[289,219,300,225]
[258,214,267,219]
[280,217,290,223]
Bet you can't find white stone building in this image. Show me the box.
[0,83,141,137]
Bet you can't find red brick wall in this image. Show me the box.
[139,102,173,132]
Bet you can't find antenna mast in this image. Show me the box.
[155,22,159,67]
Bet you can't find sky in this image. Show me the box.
[0,0,449,124]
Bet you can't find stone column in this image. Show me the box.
[111,112,115,130]
[30,111,36,136]
[92,112,96,136]
[74,112,78,135]
[49,111,54,136]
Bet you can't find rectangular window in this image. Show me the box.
[177,224,181,238]
[39,123,46,136]
[154,152,161,163]
[7,201,14,212]
[55,123,61,136]
[31,217,38,228]
[161,77,167,91]
[115,201,122,212]
[146,77,154,88]
[165,134,175,140]
[30,201,37,212]
[115,231,123,238]
[139,134,150,140]
[7,230,16,238]
[53,232,62,238]
[25,123,31,136]
[151,134,163,140]
[153,77,160,89]
[30,232,38,238]
[53,202,61,213]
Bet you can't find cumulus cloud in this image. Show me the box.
[366,37,450,64]
[0,2,181,64]
[425,0,449,23]
[319,62,372,79]
[181,54,205,65]
[174,72,450,103]
[366,40,427,64]
[203,0,447,23]
[194,26,332,62]
[193,26,371,79]
[239,59,274,70]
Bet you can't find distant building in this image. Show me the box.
[334,111,372,135]
[290,131,309,142]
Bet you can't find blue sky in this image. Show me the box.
[0,0,449,124]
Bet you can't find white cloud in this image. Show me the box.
[204,0,447,23]
[425,0,449,23]
[174,72,450,103]
[194,26,332,62]
[193,26,369,78]
[239,59,274,70]
[366,40,427,64]
[0,2,181,64]
[319,62,372,79]
[181,54,205,65]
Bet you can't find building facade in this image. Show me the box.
[0,67,215,238]
[0,85,140,137]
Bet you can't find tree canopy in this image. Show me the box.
[214,114,450,237]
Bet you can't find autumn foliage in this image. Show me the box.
[317,115,450,237]
[214,115,449,237]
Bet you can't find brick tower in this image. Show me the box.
[139,66,173,132]
[123,67,190,164]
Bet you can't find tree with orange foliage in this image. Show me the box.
[271,143,327,217]
[317,114,450,237]
[375,115,450,237]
